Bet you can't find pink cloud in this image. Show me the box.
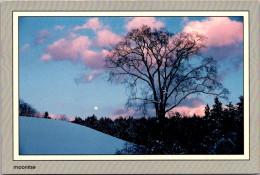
[54,25,65,30]
[183,17,243,47]
[179,96,205,108]
[86,70,102,82]
[95,30,121,47]
[39,29,49,37]
[69,32,78,38]
[166,105,205,117]
[74,70,102,84]
[69,117,75,122]
[21,44,30,52]
[48,113,69,121]
[41,34,108,70]
[81,49,106,69]
[74,18,103,31]
[125,17,165,31]
[40,20,121,71]
[34,112,44,118]
[109,107,142,120]
[40,53,52,61]
[49,113,60,119]
[35,29,50,44]
[41,36,91,62]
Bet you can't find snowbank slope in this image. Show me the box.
[19,116,127,155]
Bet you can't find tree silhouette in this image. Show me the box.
[19,99,38,117]
[204,104,211,118]
[60,114,69,121]
[105,25,229,124]
[237,96,244,115]
[211,97,223,115]
[44,111,50,119]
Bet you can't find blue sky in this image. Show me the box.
[19,16,244,119]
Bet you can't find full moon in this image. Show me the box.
[94,106,98,110]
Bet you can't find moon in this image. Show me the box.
[94,106,98,110]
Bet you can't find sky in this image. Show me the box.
[19,16,244,120]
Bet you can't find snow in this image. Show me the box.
[19,116,128,155]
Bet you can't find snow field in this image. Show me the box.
[19,116,127,155]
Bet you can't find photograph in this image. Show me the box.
[1,1,259,174]
[18,14,246,156]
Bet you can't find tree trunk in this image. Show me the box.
[157,107,166,127]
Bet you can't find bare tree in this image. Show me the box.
[105,25,228,124]
[60,114,69,121]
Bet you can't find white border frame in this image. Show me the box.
[13,11,249,161]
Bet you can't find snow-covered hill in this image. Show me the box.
[19,116,128,155]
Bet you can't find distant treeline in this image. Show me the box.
[19,99,67,120]
[19,99,39,117]
[72,96,244,154]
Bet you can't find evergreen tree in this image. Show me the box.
[211,97,223,115]
[227,102,235,111]
[235,95,244,153]
[44,111,49,118]
[237,96,244,114]
[225,102,235,117]
[204,104,211,118]
[72,116,84,125]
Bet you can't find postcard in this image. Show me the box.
[1,1,259,174]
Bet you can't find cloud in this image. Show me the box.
[183,17,243,47]
[125,17,165,31]
[69,117,75,122]
[41,31,112,70]
[48,113,69,121]
[41,35,91,62]
[49,113,59,119]
[35,112,62,120]
[181,17,189,27]
[54,25,65,30]
[35,29,50,44]
[111,103,206,119]
[216,71,228,82]
[113,107,126,115]
[109,107,142,120]
[205,44,243,62]
[74,70,102,84]
[34,112,44,118]
[81,49,107,69]
[167,105,205,117]
[205,44,243,74]
[183,17,244,75]
[182,17,189,23]
[94,30,121,47]
[109,97,205,119]
[40,53,52,61]
[40,17,122,73]
[179,96,205,108]
[69,32,78,38]
[21,44,30,52]
[74,18,103,31]
[230,54,243,71]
